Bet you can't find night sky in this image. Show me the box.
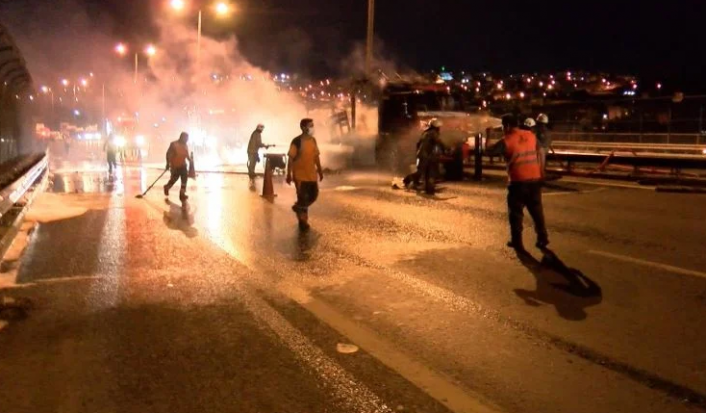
[1,0,704,88]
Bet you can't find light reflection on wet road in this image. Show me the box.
[0,159,705,413]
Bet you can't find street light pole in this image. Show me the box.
[197,9,202,70]
[365,0,375,76]
[134,53,139,84]
[102,83,106,135]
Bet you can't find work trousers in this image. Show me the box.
[247,153,259,179]
[507,181,549,246]
[293,181,319,213]
[166,166,188,193]
[403,159,438,194]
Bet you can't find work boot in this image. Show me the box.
[179,191,188,201]
[535,240,550,250]
[163,185,169,197]
[506,240,525,251]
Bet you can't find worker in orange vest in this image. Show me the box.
[486,114,549,251]
[164,132,193,202]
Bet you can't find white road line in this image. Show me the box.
[588,250,706,279]
[286,288,504,413]
[544,188,607,197]
[238,286,393,413]
[558,178,654,190]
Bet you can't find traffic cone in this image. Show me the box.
[188,151,196,178]
[261,156,275,201]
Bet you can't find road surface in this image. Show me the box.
[0,157,704,413]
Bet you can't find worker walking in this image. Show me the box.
[286,118,324,231]
[403,118,444,194]
[164,132,192,202]
[535,113,551,173]
[486,114,549,251]
[104,135,118,174]
[247,124,271,181]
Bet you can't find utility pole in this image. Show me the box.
[365,0,375,76]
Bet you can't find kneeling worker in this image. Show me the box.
[486,114,549,251]
[164,132,192,202]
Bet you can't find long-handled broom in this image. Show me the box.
[136,169,168,199]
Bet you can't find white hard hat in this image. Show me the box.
[537,113,549,124]
[524,118,536,128]
[429,118,443,128]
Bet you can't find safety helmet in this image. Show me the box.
[524,118,536,128]
[256,123,265,130]
[429,118,443,128]
[537,113,549,124]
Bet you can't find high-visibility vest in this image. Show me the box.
[169,141,189,168]
[504,129,542,182]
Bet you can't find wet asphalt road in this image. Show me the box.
[0,157,705,413]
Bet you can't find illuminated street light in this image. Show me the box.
[215,2,230,15]
[40,86,50,93]
[80,78,88,87]
[61,79,70,87]
[115,43,128,56]
[145,45,157,57]
[170,0,186,11]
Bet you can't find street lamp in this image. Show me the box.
[115,43,127,56]
[169,1,234,68]
[170,0,186,11]
[41,86,55,119]
[115,43,156,84]
[215,2,231,15]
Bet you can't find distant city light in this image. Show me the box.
[657,83,662,90]
[40,86,50,93]
[29,95,34,101]
[519,92,525,98]
[145,45,157,56]
[61,79,70,86]
[80,78,88,87]
[74,109,81,116]
[505,93,511,100]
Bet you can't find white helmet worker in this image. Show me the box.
[429,118,443,128]
[536,113,549,124]
[524,118,537,128]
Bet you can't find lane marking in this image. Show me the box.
[543,187,606,197]
[238,286,393,413]
[286,288,504,413]
[557,178,654,190]
[588,250,706,279]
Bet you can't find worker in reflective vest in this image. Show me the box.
[486,114,549,251]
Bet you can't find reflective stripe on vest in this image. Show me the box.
[504,129,542,182]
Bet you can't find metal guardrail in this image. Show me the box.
[553,132,705,146]
[0,153,48,218]
[551,141,706,154]
[547,151,706,171]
